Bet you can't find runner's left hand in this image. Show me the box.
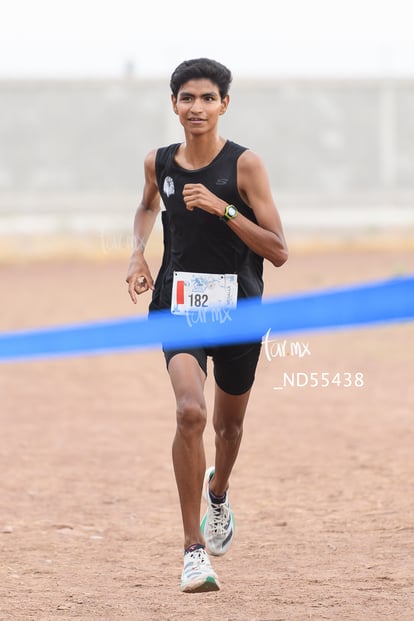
[183,183,227,216]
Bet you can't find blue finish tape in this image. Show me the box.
[1,276,413,362]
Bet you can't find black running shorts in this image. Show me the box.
[163,341,262,396]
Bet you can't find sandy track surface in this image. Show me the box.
[1,246,413,620]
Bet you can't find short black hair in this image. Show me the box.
[170,58,232,100]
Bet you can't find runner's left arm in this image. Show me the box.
[182,150,288,267]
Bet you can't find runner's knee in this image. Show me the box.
[214,417,243,443]
[176,397,207,435]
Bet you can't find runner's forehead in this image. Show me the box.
[177,79,220,97]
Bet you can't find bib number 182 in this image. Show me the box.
[189,293,208,308]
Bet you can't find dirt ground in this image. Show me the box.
[1,241,414,620]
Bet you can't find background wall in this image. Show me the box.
[1,78,413,244]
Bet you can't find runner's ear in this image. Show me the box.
[171,94,178,115]
[219,95,230,115]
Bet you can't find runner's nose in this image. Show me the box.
[190,98,203,114]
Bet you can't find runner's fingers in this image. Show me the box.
[127,281,137,303]
[183,184,203,207]
[133,274,155,293]
[134,276,147,291]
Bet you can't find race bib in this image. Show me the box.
[171,271,238,315]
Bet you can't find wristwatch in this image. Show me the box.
[222,204,238,222]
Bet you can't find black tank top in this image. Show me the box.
[149,140,264,312]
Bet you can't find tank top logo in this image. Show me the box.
[163,176,175,197]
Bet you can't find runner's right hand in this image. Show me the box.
[126,254,154,303]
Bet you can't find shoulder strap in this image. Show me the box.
[155,144,180,189]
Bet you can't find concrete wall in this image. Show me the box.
[1,78,413,235]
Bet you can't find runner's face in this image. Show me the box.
[172,79,228,133]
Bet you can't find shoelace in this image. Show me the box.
[188,548,208,568]
[208,501,230,535]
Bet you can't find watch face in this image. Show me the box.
[227,206,237,218]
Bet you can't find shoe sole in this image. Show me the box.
[181,575,220,593]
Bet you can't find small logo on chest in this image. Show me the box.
[215,178,229,186]
[163,176,175,197]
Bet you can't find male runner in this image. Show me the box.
[126,58,288,593]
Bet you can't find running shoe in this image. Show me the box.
[200,466,235,556]
[180,545,220,593]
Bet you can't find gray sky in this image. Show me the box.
[1,0,413,79]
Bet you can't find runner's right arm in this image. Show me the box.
[126,149,161,303]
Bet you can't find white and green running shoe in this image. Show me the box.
[180,545,220,593]
[201,466,235,556]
